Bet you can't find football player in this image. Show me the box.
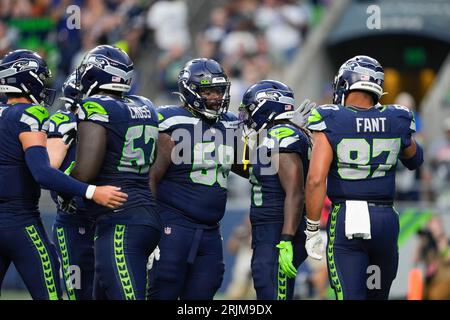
[68,45,160,300]
[0,49,126,300]
[148,58,243,300]
[239,80,312,300]
[305,55,424,300]
[47,72,95,300]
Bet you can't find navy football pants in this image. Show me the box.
[251,220,308,300]
[0,219,62,300]
[148,223,225,300]
[93,223,160,300]
[52,221,95,300]
[327,204,399,300]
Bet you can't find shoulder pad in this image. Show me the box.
[21,104,49,132]
[306,104,339,131]
[220,112,240,129]
[126,95,155,108]
[266,124,301,149]
[48,110,76,136]
[388,104,415,132]
[157,105,199,131]
[78,97,110,123]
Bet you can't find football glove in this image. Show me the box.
[62,127,77,148]
[291,99,316,127]
[276,240,297,278]
[57,195,77,215]
[305,218,323,260]
[147,245,160,270]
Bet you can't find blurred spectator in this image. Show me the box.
[414,216,450,300]
[255,0,310,65]
[228,55,271,112]
[0,21,17,56]
[428,118,450,208]
[146,0,190,53]
[225,216,255,300]
[203,7,228,45]
[156,44,191,104]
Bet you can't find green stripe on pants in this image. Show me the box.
[114,224,136,300]
[277,263,287,300]
[327,204,343,300]
[56,227,76,300]
[25,225,59,300]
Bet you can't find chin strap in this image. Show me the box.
[242,136,250,171]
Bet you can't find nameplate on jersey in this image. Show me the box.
[128,105,152,119]
[356,117,386,133]
[345,200,371,240]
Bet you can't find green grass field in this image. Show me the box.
[0,290,31,300]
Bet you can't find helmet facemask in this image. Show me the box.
[178,79,230,120]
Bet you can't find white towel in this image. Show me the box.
[345,200,371,240]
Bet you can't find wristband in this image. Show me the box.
[306,218,320,232]
[85,185,96,199]
[280,234,294,242]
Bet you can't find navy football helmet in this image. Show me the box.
[333,55,384,105]
[0,49,55,105]
[177,58,230,119]
[239,80,296,133]
[77,45,133,97]
[61,71,82,112]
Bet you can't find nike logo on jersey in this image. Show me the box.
[51,113,70,125]
[26,105,48,124]
[356,117,386,133]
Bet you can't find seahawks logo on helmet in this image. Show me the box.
[12,60,39,72]
[84,54,133,82]
[256,90,280,102]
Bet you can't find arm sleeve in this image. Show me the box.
[24,146,89,198]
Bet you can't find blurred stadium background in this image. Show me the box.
[0,0,449,300]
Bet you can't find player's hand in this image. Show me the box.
[291,99,316,127]
[276,240,297,278]
[147,246,160,270]
[92,186,128,209]
[305,218,324,260]
[62,128,77,148]
[57,195,77,215]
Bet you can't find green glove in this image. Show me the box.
[276,240,297,279]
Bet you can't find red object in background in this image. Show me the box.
[407,268,424,300]
[320,196,332,228]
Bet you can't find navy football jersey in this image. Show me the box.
[249,123,311,225]
[0,103,49,226]
[156,106,240,225]
[47,110,92,224]
[307,104,416,202]
[77,94,159,219]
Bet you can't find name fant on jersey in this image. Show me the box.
[356,117,386,133]
[128,105,153,119]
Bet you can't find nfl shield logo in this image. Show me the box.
[78,227,85,235]
[112,76,121,82]
[164,227,172,235]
